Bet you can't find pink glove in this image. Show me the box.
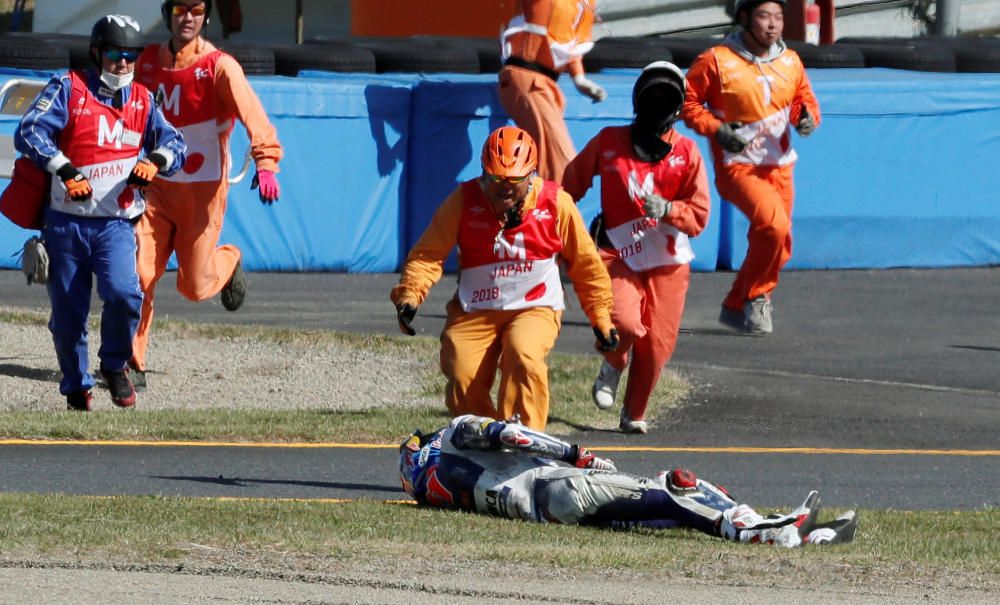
[252,169,280,204]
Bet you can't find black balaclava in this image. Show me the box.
[630,77,683,162]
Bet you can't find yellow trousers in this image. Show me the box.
[440,298,562,430]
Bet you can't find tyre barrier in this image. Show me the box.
[583,37,674,71]
[0,34,70,71]
[786,39,864,68]
[307,37,479,74]
[0,32,996,76]
[836,37,959,73]
[269,42,376,76]
[217,43,276,76]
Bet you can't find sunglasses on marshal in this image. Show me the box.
[170,4,208,17]
[483,173,531,185]
[104,49,139,63]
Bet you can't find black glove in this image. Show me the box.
[56,164,92,202]
[796,109,815,137]
[396,303,417,336]
[714,122,749,153]
[593,326,620,352]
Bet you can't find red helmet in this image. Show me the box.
[481,126,537,178]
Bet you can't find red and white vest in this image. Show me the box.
[456,179,565,312]
[596,126,696,272]
[50,70,152,219]
[136,46,227,183]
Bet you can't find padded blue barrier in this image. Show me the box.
[0,72,414,272]
[721,68,1000,270]
[4,68,1000,273]
[220,74,413,272]
[405,71,721,272]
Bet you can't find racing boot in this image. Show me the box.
[720,490,821,548]
[803,510,859,545]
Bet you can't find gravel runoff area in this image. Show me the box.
[1,555,997,605]
[0,318,439,412]
[2,313,998,603]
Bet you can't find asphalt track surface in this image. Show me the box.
[1,268,998,511]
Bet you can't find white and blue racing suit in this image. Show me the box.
[400,414,744,536]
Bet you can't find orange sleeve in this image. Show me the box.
[390,187,464,308]
[665,142,711,237]
[555,189,613,328]
[561,132,602,201]
[682,49,724,139]
[790,66,821,128]
[215,54,283,174]
[516,0,553,65]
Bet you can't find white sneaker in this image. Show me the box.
[591,360,622,410]
[619,409,647,434]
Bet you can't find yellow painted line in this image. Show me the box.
[0,439,390,448]
[0,439,998,456]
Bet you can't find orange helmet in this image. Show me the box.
[481,126,538,178]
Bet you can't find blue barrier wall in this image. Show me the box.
[722,69,1000,270]
[3,68,1000,273]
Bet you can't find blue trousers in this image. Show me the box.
[44,208,142,395]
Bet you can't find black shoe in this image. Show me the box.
[718,304,747,332]
[100,367,136,408]
[127,361,147,392]
[221,260,246,312]
[66,390,93,412]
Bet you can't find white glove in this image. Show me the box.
[642,194,672,220]
[573,74,607,103]
[20,235,48,285]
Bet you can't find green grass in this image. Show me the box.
[0,494,997,584]
[0,309,685,442]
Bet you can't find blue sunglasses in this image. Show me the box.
[104,49,139,63]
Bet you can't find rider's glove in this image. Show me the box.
[573,74,607,103]
[571,445,617,471]
[642,193,672,220]
[396,302,417,336]
[56,164,92,202]
[252,169,280,205]
[714,122,749,153]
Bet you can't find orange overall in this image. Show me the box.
[391,177,613,430]
[498,0,598,182]
[563,126,711,421]
[683,42,819,311]
[131,38,282,371]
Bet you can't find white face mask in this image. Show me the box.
[100,70,133,91]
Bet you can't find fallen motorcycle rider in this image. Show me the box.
[399,414,858,547]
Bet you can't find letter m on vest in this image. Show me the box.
[627,170,654,204]
[494,232,527,261]
[157,84,182,117]
[98,115,124,149]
